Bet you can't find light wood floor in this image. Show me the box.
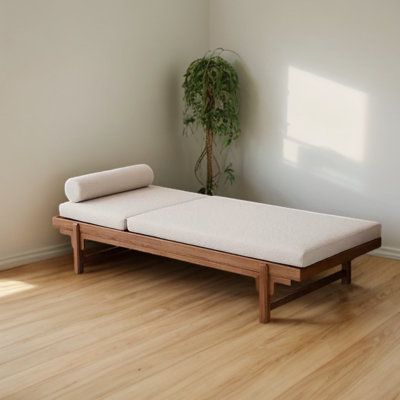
[0,251,399,400]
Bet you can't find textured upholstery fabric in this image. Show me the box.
[127,196,381,267]
[65,164,154,202]
[59,185,204,230]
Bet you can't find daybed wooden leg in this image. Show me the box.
[71,223,84,274]
[259,264,270,323]
[255,277,260,292]
[341,261,351,284]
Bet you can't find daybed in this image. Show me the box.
[53,164,381,323]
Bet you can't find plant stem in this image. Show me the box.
[206,129,213,195]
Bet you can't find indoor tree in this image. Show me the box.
[183,48,240,195]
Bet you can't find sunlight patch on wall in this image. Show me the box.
[285,67,367,163]
[0,280,35,298]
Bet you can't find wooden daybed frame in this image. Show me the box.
[53,216,381,323]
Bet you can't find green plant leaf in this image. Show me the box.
[183,48,240,193]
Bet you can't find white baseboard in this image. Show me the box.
[0,243,71,271]
[370,246,400,260]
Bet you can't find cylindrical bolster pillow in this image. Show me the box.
[65,164,154,202]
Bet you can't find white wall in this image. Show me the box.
[0,0,208,268]
[2,0,399,269]
[209,0,400,257]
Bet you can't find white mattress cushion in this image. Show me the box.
[127,196,381,267]
[59,185,204,230]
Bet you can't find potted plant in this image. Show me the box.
[183,48,240,195]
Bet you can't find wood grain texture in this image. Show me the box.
[0,253,399,399]
[258,264,270,323]
[270,270,344,310]
[52,217,381,323]
[71,223,83,274]
[298,239,380,280]
[53,216,263,278]
[342,261,352,284]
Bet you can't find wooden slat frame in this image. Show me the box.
[270,270,345,310]
[53,217,264,278]
[298,239,381,280]
[52,216,381,323]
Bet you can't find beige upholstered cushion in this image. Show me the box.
[127,196,381,267]
[65,164,154,202]
[59,185,204,230]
